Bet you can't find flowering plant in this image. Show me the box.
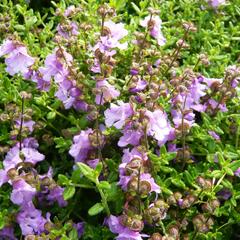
[0,0,240,239]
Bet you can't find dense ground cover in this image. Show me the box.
[0,0,240,239]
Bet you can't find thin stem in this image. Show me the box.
[19,97,24,151]
[137,167,142,215]
[46,106,70,121]
[236,123,239,148]
[136,14,152,62]
[95,92,104,171]
[56,42,83,86]
[181,94,188,170]
[96,178,110,216]
[163,27,190,77]
[101,15,105,36]
[70,183,95,189]
[159,220,166,236]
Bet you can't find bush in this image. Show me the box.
[0,0,240,239]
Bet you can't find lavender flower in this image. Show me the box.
[140,15,166,46]
[15,119,35,133]
[57,21,79,39]
[0,138,44,186]
[145,109,173,145]
[17,202,47,236]
[0,39,17,56]
[118,122,143,147]
[208,130,220,141]
[46,186,67,207]
[69,129,94,162]
[107,215,147,240]
[95,80,120,105]
[5,47,35,76]
[119,172,160,193]
[73,222,85,238]
[104,101,133,129]
[206,0,226,8]
[10,179,36,206]
[0,226,17,240]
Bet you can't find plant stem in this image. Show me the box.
[19,97,24,151]
[181,94,188,170]
[96,178,110,216]
[137,167,142,215]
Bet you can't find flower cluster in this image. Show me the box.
[0,1,240,240]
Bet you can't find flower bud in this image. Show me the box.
[44,222,54,232]
[129,218,144,232]
[139,180,151,196]
[25,235,36,240]
[88,130,104,148]
[168,225,179,238]
[7,168,18,179]
[149,233,163,240]
[125,158,142,175]
[196,176,205,188]
[128,177,138,192]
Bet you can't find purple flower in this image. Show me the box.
[95,80,120,105]
[46,186,67,207]
[10,179,36,206]
[64,5,76,17]
[234,167,240,177]
[41,48,72,83]
[206,0,226,8]
[118,122,143,147]
[217,188,232,200]
[57,22,79,39]
[73,222,84,238]
[31,70,51,91]
[0,226,17,240]
[0,138,45,186]
[103,20,128,49]
[145,109,173,145]
[5,46,35,76]
[15,119,35,133]
[69,129,94,162]
[17,202,47,236]
[104,21,128,41]
[0,39,17,56]
[55,82,76,109]
[202,76,223,87]
[119,173,160,193]
[207,99,227,112]
[140,16,166,46]
[171,109,195,128]
[129,79,147,93]
[208,130,220,141]
[107,215,147,240]
[121,147,148,164]
[104,101,133,129]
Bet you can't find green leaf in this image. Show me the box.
[94,163,103,177]
[98,181,111,190]
[25,16,38,29]
[160,166,173,173]
[58,174,70,186]
[166,152,177,161]
[88,203,104,216]
[63,186,75,200]
[47,111,56,120]
[77,162,96,183]
[224,167,234,176]
[229,160,240,171]
[68,228,78,240]
[171,178,186,189]
[131,2,141,14]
